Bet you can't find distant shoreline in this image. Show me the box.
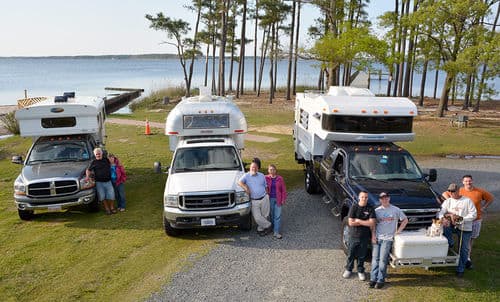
[0,53,179,60]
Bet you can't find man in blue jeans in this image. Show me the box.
[370,192,408,289]
[343,191,376,281]
[439,183,477,278]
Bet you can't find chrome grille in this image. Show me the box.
[180,192,234,210]
[28,180,79,197]
[403,208,440,229]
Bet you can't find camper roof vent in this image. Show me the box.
[63,92,75,98]
[54,96,68,103]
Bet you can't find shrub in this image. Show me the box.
[0,112,20,135]
[130,86,186,111]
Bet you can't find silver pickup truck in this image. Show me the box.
[12,134,98,220]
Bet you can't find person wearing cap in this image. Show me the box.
[441,175,494,269]
[343,191,376,281]
[369,192,408,289]
[438,183,477,278]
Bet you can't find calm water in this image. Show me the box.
[0,57,498,105]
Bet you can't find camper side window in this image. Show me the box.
[41,117,76,128]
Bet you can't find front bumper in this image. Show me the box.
[164,202,251,229]
[14,189,96,211]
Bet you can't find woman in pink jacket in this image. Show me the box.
[265,164,287,239]
[108,154,127,212]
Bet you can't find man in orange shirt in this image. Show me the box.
[442,175,494,269]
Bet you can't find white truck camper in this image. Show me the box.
[294,86,456,269]
[159,88,252,236]
[12,93,105,220]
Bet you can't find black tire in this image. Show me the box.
[239,214,252,231]
[163,217,180,237]
[18,209,34,221]
[305,168,319,194]
[341,216,349,255]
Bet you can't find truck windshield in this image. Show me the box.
[348,152,423,181]
[27,141,90,164]
[172,146,241,173]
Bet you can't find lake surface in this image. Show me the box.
[0,57,498,106]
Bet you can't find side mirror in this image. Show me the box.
[427,168,437,182]
[154,161,162,174]
[11,155,23,164]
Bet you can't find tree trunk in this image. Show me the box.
[436,73,453,117]
[218,0,229,95]
[187,2,202,97]
[236,0,247,98]
[253,0,259,92]
[419,59,428,106]
[292,1,301,95]
[433,60,439,99]
[286,0,296,101]
[463,73,473,109]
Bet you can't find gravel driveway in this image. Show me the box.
[147,158,499,302]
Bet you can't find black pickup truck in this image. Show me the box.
[302,141,442,252]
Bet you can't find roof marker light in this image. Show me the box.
[167,131,179,135]
[368,147,373,151]
[384,110,389,114]
[409,111,415,115]
[234,129,245,133]
[322,107,326,111]
[373,110,379,114]
[361,109,367,113]
[332,109,339,113]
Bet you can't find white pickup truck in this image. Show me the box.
[158,88,252,236]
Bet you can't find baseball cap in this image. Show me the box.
[379,192,389,198]
[447,183,458,192]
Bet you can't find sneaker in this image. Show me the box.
[118,208,126,212]
[358,272,366,281]
[465,260,472,269]
[369,281,376,288]
[273,233,283,239]
[375,282,385,289]
[342,270,352,279]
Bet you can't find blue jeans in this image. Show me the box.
[370,239,393,283]
[95,181,115,201]
[443,226,472,273]
[114,182,126,209]
[269,197,282,234]
[345,236,369,273]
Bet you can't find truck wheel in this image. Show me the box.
[341,217,349,255]
[18,209,34,221]
[239,214,252,231]
[87,199,100,213]
[163,217,180,237]
[305,169,319,194]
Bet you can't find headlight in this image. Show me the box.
[14,175,26,195]
[164,195,179,207]
[80,177,95,190]
[235,191,249,204]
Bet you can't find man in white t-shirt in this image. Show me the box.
[438,183,477,278]
[369,192,408,289]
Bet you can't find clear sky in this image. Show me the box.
[0,0,388,57]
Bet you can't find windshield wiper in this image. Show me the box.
[174,167,199,172]
[351,176,388,183]
[386,177,421,182]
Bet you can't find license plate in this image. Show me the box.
[47,205,62,212]
[201,218,216,226]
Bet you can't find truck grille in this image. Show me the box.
[403,208,440,230]
[28,180,78,197]
[180,192,234,210]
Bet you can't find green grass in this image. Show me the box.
[0,98,498,301]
